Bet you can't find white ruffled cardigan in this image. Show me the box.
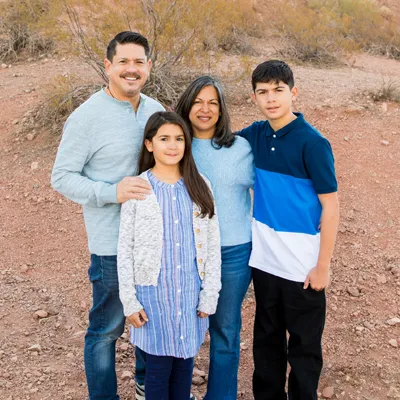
[117,171,222,317]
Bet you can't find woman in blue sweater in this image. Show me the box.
[134,76,254,400]
[178,76,254,399]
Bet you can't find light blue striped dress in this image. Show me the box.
[130,171,209,359]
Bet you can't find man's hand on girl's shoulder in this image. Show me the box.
[117,176,152,203]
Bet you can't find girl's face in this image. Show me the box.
[145,123,185,167]
[188,85,220,139]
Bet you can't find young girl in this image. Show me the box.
[117,111,221,400]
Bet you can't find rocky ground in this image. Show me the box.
[0,45,399,400]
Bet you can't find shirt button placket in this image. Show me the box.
[172,185,183,354]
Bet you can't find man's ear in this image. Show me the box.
[147,59,152,72]
[144,139,153,152]
[251,91,256,103]
[104,58,111,74]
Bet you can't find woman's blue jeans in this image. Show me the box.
[135,242,252,400]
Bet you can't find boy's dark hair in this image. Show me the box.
[106,31,150,61]
[175,75,234,149]
[138,111,215,218]
[252,60,294,91]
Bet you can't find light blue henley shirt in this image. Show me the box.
[51,89,164,255]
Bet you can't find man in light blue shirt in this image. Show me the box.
[51,31,164,400]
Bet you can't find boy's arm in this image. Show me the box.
[304,192,339,290]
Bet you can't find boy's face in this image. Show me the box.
[251,81,298,125]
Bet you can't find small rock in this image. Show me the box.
[386,318,400,326]
[381,139,390,146]
[192,376,204,385]
[119,342,129,351]
[21,265,29,273]
[377,275,387,284]
[12,119,19,125]
[193,367,206,377]
[1,63,7,69]
[381,103,388,113]
[34,310,48,319]
[121,371,132,381]
[322,386,334,399]
[28,344,41,352]
[46,307,59,316]
[240,342,249,350]
[344,136,349,141]
[26,133,35,141]
[389,339,398,348]
[347,286,360,297]
[31,161,39,170]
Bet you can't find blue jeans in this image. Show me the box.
[84,255,125,400]
[144,351,194,399]
[135,242,252,400]
[204,241,252,400]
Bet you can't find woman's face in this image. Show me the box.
[188,86,220,139]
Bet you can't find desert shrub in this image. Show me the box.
[368,78,400,103]
[64,0,259,106]
[0,0,62,61]
[25,75,101,135]
[266,0,400,65]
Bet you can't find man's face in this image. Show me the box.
[104,43,152,100]
[251,81,297,123]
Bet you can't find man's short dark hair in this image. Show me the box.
[252,60,294,91]
[106,31,150,61]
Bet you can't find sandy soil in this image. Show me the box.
[0,44,399,400]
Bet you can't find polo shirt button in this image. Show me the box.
[271,147,275,151]
[273,134,276,138]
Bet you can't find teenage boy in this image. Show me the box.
[237,60,339,400]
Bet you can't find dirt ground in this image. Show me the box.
[0,42,400,400]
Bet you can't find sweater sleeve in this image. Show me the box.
[51,117,118,207]
[197,183,222,315]
[117,199,144,316]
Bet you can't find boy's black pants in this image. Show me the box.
[252,268,326,400]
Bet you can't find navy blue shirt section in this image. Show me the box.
[237,113,337,194]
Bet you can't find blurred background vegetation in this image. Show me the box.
[1,0,399,132]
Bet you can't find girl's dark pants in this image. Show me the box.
[252,268,326,400]
[143,351,194,400]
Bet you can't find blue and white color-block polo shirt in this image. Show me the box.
[237,113,337,282]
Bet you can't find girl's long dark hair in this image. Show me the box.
[138,111,215,218]
[175,75,235,149]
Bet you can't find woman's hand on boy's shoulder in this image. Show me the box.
[127,309,149,328]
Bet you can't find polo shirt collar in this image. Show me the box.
[267,112,304,137]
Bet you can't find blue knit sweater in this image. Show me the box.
[192,136,254,246]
